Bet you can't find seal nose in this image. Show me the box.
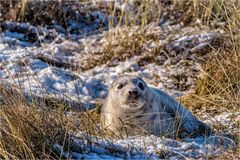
[128,89,139,98]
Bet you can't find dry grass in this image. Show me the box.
[83,0,239,69]
[182,48,240,113]
[0,86,78,159]
[1,0,239,27]
[0,0,82,26]
[177,1,240,155]
[181,49,240,148]
[0,85,107,159]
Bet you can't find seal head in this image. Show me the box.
[109,75,151,110]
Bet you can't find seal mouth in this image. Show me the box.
[123,100,146,110]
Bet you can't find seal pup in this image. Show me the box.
[101,75,213,138]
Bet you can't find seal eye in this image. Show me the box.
[138,82,144,90]
[116,83,124,90]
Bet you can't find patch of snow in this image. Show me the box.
[56,133,237,159]
[0,21,225,108]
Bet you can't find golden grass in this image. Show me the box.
[181,50,240,143]
[0,86,76,159]
[182,49,240,111]
[0,86,107,159]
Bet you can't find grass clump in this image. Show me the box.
[0,85,107,159]
[182,49,240,112]
[1,0,80,26]
[0,86,75,159]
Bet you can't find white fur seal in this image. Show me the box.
[101,75,213,138]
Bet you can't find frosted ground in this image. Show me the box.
[0,1,239,159]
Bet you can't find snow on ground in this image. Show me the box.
[0,2,237,158]
[55,133,237,159]
[0,21,224,108]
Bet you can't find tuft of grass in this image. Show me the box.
[0,86,75,159]
[182,49,240,112]
[0,85,107,159]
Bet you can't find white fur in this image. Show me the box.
[101,75,213,138]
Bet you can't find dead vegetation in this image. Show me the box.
[1,0,88,26]
[188,49,240,112]
[181,48,240,137]
[0,86,72,159]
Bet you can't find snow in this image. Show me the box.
[54,133,236,159]
[0,24,221,105]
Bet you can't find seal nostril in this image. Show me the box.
[132,90,139,96]
[129,90,139,97]
[129,91,132,95]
